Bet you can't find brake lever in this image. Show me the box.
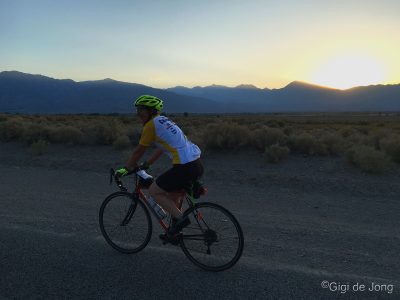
[109,168,115,185]
[109,167,128,191]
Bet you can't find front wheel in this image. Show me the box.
[179,202,244,271]
[99,192,152,253]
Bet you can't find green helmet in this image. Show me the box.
[134,95,163,112]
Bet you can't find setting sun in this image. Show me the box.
[310,53,388,89]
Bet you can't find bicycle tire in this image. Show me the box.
[179,202,244,272]
[99,191,152,254]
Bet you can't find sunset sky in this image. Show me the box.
[1,0,399,89]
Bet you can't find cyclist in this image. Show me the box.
[115,95,203,237]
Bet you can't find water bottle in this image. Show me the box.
[147,197,167,220]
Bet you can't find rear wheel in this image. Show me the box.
[99,192,152,253]
[179,202,244,271]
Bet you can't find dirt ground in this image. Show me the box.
[1,142,399,299]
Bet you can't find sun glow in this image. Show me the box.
[310,53,387,89]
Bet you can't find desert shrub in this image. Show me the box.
[251,126,287,150]
[367,128,393,150]
[248,122,263,131]
[288,132,313,154]
[339,127,357,138]
[288,132,328,155]
[48,126,84,145]
[380,135,400,163]
[357,121,369,126]
[126,127,142,144]
[311,139,328,155]
[188,131,206,153]
[20,123,51,144]
[283,126,292,136]
[346,145,391,173]
[113,135,132,150]
[321,131,344,155]
[29,140,49,156]
[356,126,369,135]
[203,122,250,150]
[82,122,120,145]
[343,131,372,149]
[264,120,284,128]
[180,125,192,135]
[54,116,67,122]
[0,121,25,141]
[0,116,7,122]
[120,116,134,125]
[264,144,290,163]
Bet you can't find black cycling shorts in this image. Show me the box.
[155,158,204,192]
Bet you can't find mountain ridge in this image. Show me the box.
[0,71,399,113]
[2,70,398,91]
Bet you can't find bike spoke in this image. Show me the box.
[108,224,121,237]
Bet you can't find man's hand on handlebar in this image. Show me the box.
[115,167,130,178]
[115,162,149,178]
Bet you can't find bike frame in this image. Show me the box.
[111,168,197,232]
[136,188,170,231]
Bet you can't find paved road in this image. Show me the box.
[1,160,399,299]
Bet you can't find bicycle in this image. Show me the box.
[98,167,244,272]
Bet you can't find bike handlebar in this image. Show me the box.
[110,168,127,191]
[109,166,149,192]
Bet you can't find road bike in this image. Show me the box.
[98,167,244,272]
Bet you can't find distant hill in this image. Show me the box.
[166,84,270,111]
[0,71,220,114]
[168,80,400,112]
[0,71,399,113]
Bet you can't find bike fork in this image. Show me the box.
[120,199,138,226]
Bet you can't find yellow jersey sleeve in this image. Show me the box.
[139,120,156,146]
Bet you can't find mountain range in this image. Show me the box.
[0,71,399,113]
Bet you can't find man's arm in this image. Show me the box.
[147,148,163,165]
[126,144,147,170]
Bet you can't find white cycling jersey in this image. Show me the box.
[139,115,201,164]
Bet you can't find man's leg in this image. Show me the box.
[168,190,186,210]
[148,182,183,219]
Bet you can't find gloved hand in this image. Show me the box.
[115,167,130,178]
[139,161,150,170]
